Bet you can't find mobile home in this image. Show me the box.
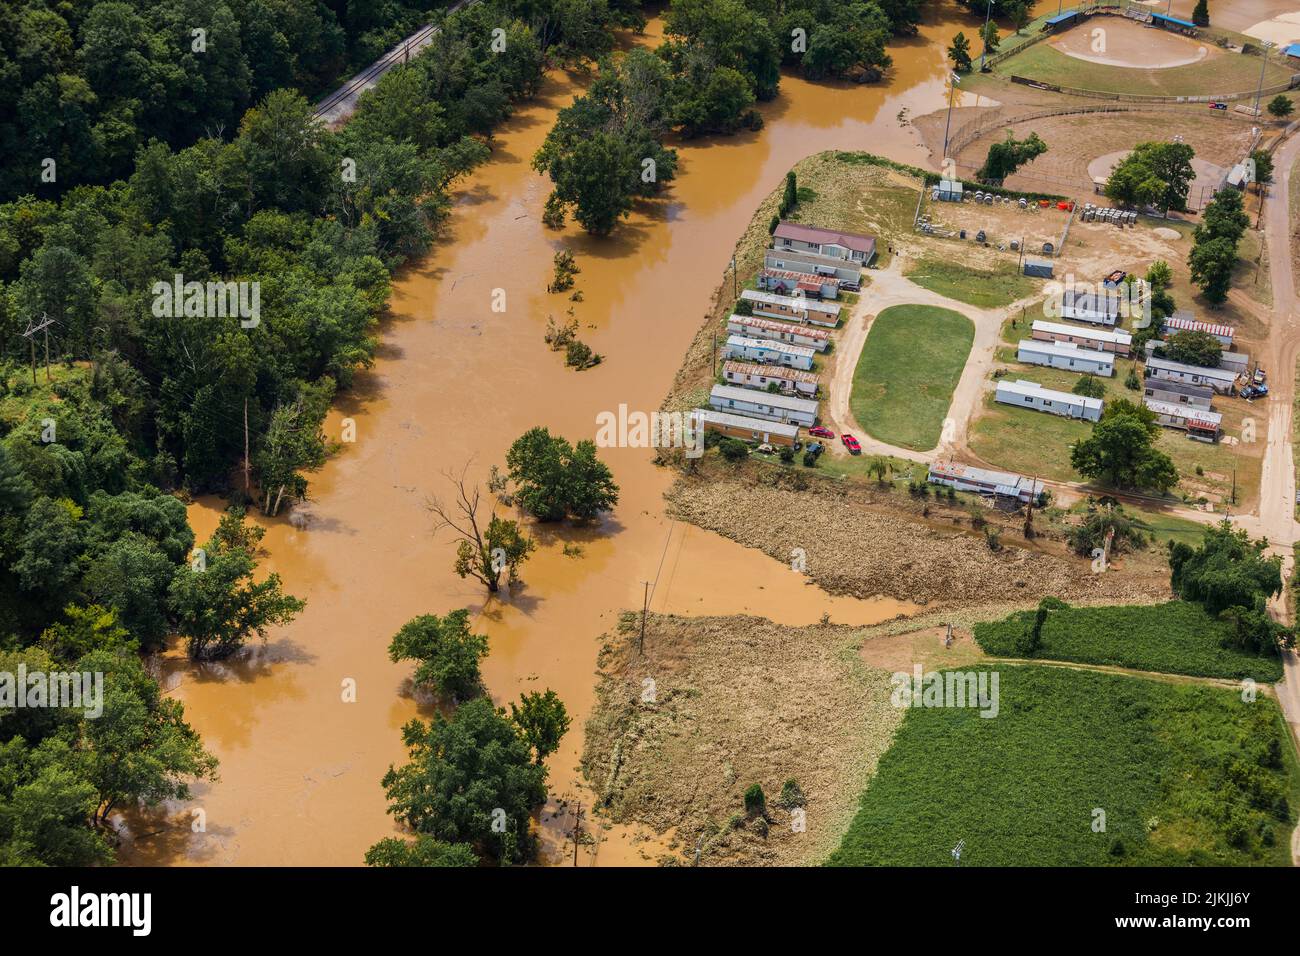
[927,461,1045,504]
[724,334,815,371]
[708,384,819,427]
[1144,398,1222,441]
[1031,319,1132,356]
[1161,315,1234,348]
[758,268,840,300]
[1143,379,1213,410]
[1059,288,1121,326]
[696,408,800,448]
[1144,355,1237,394]
[995,379,1103,422]
[772,222,876,265]
[763,250,862,291]
[740,289,842,327]
[722,360,819,398]
[727,314,830,352]
[1017,339,1115,377]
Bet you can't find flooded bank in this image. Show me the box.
[123,7,969,866]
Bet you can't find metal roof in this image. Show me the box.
[1032,319,1132,345]
[1161,316,1234,339]
[773,222,876,255]
[996,378,1103,411]
[725,334,815,358]
[695,408,801,438]
[1145,355,1237,381]
[722,360,819,384]
[1017,339,1116,366]
[728,314,830,342]
[740,289,841,315]
[709,384,819,414]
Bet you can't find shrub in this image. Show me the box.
[778,778,806,809]
[743,783,767,816]
[720,438,749,462]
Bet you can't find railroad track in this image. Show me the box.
[312,0,477,123]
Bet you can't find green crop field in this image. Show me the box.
[851,305,974,451]
[828,665,1298,866]
[974,601,1285,682]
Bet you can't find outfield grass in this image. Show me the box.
[828,665,1298,866]
[852,305,973,451]
[997,42,1291,98]
[906,258,1040,309]
[973,601,1284,682]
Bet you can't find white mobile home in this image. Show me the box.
[995,379,1103,422]
[740,289,842,327]
[1144,398,1222,441]
[1060,288,1121,326]
[708,384,819,427]
[772,222,876,264]
[1143,379,1213,410]
[695,408,800,448]
[927,461,1045,503]
[763,250,862,290]
[722,361,819,398]
[1031,320,1132,356]
[1144,355,1237,394]
[727,314,830,352]
[724,334,815,371]
[1017,339,1115,377]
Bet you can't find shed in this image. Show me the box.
[1023,258,1054,278]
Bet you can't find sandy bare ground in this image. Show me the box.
[581,613,906,866]
[1050,18,1215,70]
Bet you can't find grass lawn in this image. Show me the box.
[852,304,973,451]
[827,665,1299,866]
[974,601,1285,682]
[969,391,1087,482]
[1122,506,1210,549]
[996,42,1290,98]
[905,258,1039,309]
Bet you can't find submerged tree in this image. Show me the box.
[388,609,489,702]
[428,467,535,593]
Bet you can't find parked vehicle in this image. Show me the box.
[841,434,862,455]
[1210,102,1228,110]
[809,426,835,439]
[756,443,775,455]
[806,442,824,457]
[1254,368,1267,384]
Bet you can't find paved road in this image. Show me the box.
[312,1,476,126]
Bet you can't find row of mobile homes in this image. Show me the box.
[1031,320,1132,356]
[1161,314,1234,348]
[708,384,819,427]
[723,360,819,398]
[1143,379,1213,410]
[995,379,1104,422]
[1060,288,1121,326]
[1144,355,1237,394]
[927,461,1045,504]
[1144,399,1222,442]
[727,314,830,351]
[758,268,840,300]
[1017,339,1115,377]
[740,289,842,327]
[772,222,876,265]
[725,334,815,370]
[695,408,800,447]
[763,250,862,291]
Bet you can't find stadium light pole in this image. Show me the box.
[942,73,962,167]
[1254,41,1274,116]
[978,1,993,72]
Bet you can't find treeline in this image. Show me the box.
[0,0,466,201]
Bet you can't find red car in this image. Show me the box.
[809,426,835,439]
[841,434,862,455]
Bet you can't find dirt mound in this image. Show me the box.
[581,613,904,866]
[664,471,1169,608]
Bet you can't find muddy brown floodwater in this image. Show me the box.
[121,7,972,866]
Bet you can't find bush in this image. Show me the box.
[779,446,795,464]
[778,778,806,809]
[720,438,749,462]
[802,450,818,467]
[743,783,767,816]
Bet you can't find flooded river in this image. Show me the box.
[125,7,971,866]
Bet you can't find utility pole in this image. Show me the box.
[570,800,584,866]
[1254,42,1274,116]
[639,581,650,655]
[730,257,737,302]
[941,74,961,165]
[243,396,252,496]
[19,313,54,385]
[712,331,717,375]
[978,1,993,72]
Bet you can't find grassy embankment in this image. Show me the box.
[973,600,1285,681]
[851,305,974,451]
[828,665,1299,866]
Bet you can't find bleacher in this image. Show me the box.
[1123,7,1153,23]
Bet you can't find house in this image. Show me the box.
[727,314,830,352]
[1031,319,1132,356]
[695,408,800,448]
[708,384,819,427]
[740,289,842,327]
[1017,339,1115,377]
[722,360,819,398]
[1161,315,1234,347]
[1060,288,1121,326]
[1143,379,1213,410]
[1023,258,1054,279]
[724,334,815,370]
[758,268,840,300]
[1144,355,1237,393]
[763,250,862,291]
[927,461,1044,504]
[1144,398,1222,442]
[995,379,1104,422]
[772,222,876,265]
